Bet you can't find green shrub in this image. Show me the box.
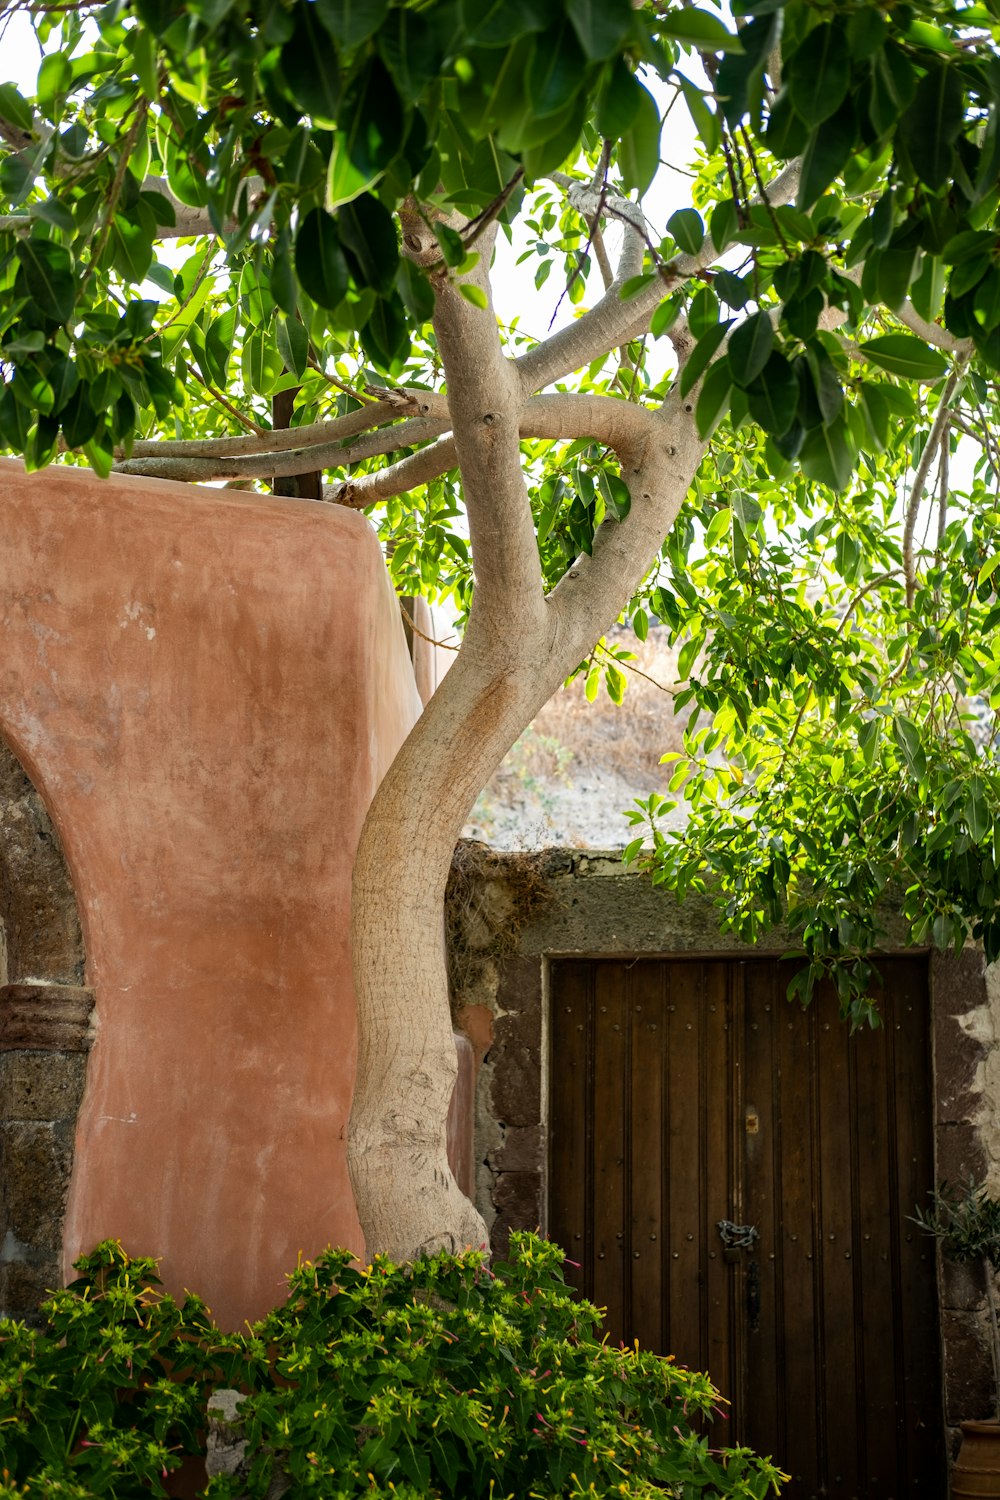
[0,1234,786,1499]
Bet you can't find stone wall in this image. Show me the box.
[448,846,1000,1451]
[0,740,91,1323]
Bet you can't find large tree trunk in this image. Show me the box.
[347,209,709,1263]
[348,615,566,1260]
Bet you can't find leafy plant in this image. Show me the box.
[0,1234,787,1499]
[914,1180,1000,1420]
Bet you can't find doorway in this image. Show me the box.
[548,955,944,1499]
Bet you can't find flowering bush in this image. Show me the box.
[0,1234,785,1498]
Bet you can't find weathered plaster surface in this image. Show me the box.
[0,459,421,1327]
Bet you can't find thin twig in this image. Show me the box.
[189,367,266,436]
[399,603,460,652]
[596,640,678,693]
[904,361,966,608]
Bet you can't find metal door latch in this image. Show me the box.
[716,1219,759,1249]
[717,1219,759,1262]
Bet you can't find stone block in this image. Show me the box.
[935,1019,988,1124]
[496,956,542,1016]
[490,1124,542,1174]
[931,948,987,1020]
[0,985,94,1052]
[0,1052,86,1120]
[940,1255,988,1312]
[0,1120,72,1249]
[489,1039,540,1128]
[492,1170,541,1228]
[490,1170,542,1259]
[940,1309,995,1421]
[937,1121,988,1184]
[0,1255,60,1323]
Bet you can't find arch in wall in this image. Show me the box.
[0,734,93,1322]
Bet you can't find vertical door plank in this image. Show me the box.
[629,961,665,1352]
[664,960,707,1372]
[742,960,780,1458]
[888,957,945,1494]
[703,959,738,1445]
[548,961,592,1300]
[592,961,627,1342]
[771,966,820,1494]
[849,980,896,1495]
[814,990,862,1496]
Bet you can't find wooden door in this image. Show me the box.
[548,956,944,1500]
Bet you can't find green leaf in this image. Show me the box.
[459,283,488,308]
[728,311,773,388]
[799,413,854,490]
[36,51,73,112]
[338,194,399,293]
[461,0,547,49]
[858,718,881,768]
[746,350,799,435]
[797,100,855,209]
[14,239,75,324]
[910,254,946,325]
[695,357,732,439]
[566,0,633,61]
[361,291,409,369]
[316,0,390,50]
[595,57,643,140]
[967,778,990,843]
[618,84,661,198]
[858,335,948,382]
[679,320,732,398]
[659,7,743,53]
[892,715,925,776]
[0,82,33,133]
[667,207,704,256]
[710,197,739,254]
[857,382,890,451]
[295,208,349,310]
[130,25,158,98]
[650,294,683,337]
[898,63,964,192]
[977,553,1000,588]
[528,22,585,118]
[688,286,718,339]
[434,223,466,268]
[787,21,850,127]
[275,314,309,378]
[281,8,341,124]
[676,72,720,153]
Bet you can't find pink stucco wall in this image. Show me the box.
[0,459,422,1327]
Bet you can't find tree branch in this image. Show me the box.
[517,158,802,393]
[113,414,450,482]
[549,386,707,660]
[903,360,967,607]
[122,392,448,461]
[404,208,546,628]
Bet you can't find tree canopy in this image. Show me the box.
[4,0,1000,1246]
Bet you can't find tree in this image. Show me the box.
[1,0,1000,1262]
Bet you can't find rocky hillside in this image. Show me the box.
[463,627,689,850]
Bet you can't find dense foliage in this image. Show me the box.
[0,1236,786,1498]
[3,0,1000,1018]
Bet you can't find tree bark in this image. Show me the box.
[348,308,708,1259]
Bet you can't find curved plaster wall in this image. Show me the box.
[0,459,422,1327]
